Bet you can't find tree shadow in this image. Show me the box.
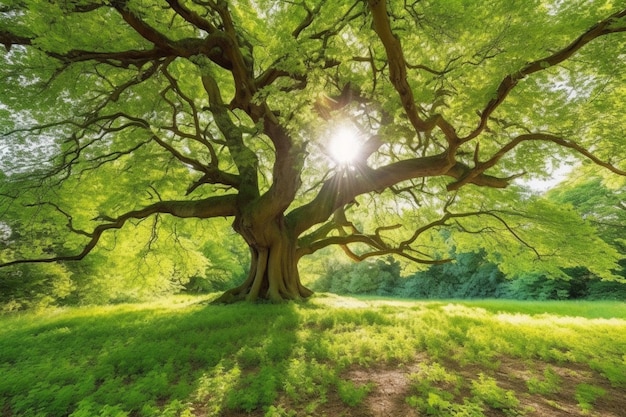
[0,300,302,416]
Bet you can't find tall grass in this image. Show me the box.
[1,294,625,416]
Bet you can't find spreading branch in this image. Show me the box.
[447,133,626,191]
[463,7,626,142]
[0,195,237,267]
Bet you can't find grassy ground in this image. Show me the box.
[1,294,625,417]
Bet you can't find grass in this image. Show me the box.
[1,294,625,416]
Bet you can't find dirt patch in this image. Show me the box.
[204,357,626,416]
[491,358,626,417]
[218,365,419,417]
[342,365,420,417]
[442,357,626,417]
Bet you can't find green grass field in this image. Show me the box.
[1,295,625,417]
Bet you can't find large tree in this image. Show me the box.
[1,0,625,302]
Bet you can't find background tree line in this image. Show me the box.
[311,251,626,301]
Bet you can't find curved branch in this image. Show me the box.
[288,151,512,236]
[201,74,260,200]
[299,234,449,265]
[8,112,156,183]
[149,134,241,192]
[2,5,232,69]
[291,0,326,38]
[0,194,237,267]
[24,202,91,237]
[298,205,545,264]
[368,0,458,145]
[112,1,175,51]
[165,0,218,33]
[4,112,149,137]
[368,0,429,133]
[50,48,172,67]
[463,7,626,142]
[0,30,32,50]
[481,212,542,259]
[346,248,451,265]
[447,133,626,191]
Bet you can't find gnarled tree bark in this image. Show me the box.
[213,214,312,303]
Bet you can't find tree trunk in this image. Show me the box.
[212,215,313,303]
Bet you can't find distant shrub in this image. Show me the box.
[0,263,74,311]
[495,273,571,301]
[313,250,626,301]
[311,256,401,296]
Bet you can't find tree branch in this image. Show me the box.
[165,0,218,34]
[288,150,515,236]
[463,7,626,142]
[447,132,626,191]
[0,30,32,51]
[368,0,458,145]
[0,195,237,267]
[299,233,449,265]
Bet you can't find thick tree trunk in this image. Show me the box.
[212,215,313,303]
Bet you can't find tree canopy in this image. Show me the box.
[1,0,625,302]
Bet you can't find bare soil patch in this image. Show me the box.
[491,358,626,417]
[339,365,419,417]
[217,356,626,417]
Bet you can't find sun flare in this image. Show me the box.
[329,126,361,165]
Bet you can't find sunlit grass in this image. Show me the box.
[1,294,625,416]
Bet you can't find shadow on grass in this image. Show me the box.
[0,299,301,416]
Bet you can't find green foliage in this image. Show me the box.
[407,361,463,415]
[1,0,625,304]
[264,405,297,417]
[526,367,562,395]
[337,380,372,407]
[447,192,623,282]
[574,383,606,413]
[584,277,626,300]
[311,256,401,296]
[193,361,241,416]
[227,366,280,412]
[316,173,626,297]
[401,250,506,299]
[497,273,571,301]
[0,263,74,311]
[470,374,520,414]
[184,228,249,293]
[0,214,247,309]
[406,359,523,416]
[548,174,626,260]
[313,249,626,301]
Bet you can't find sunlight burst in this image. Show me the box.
[329,125,361,165]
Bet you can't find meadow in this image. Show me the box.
[1,295,625,417]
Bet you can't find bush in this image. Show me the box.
[495,273,571,300]
[314,250,626,301]
[0,263,74,311]
[311,257,402,296]
[401,251,506,299]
